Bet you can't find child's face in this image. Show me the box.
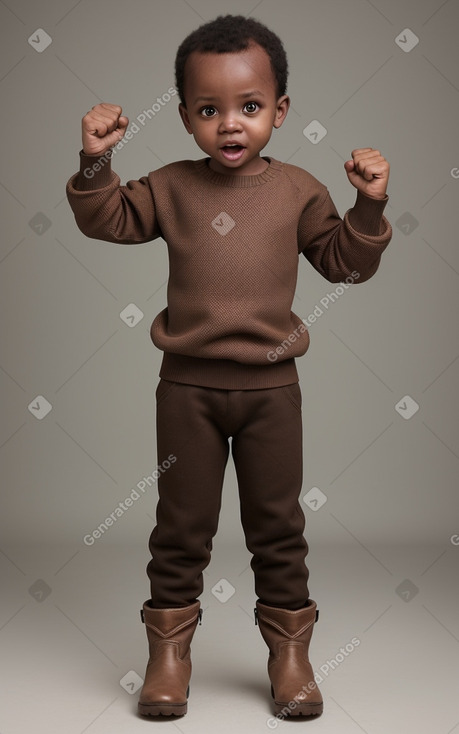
[178,42,289,176]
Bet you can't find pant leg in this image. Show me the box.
[230,383,309,609]
[147,380,230,607]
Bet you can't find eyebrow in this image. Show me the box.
[193,89,266,104]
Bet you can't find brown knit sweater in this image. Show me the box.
[66,151,392,389]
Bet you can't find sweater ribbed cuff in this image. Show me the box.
[347,190,389,236]
[74,149,116,191]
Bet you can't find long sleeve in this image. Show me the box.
[298,188,392,283]
[64,153,393,389]
[65,150,162,244]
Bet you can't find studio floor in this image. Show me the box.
[0,541,458,734]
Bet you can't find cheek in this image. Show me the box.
[251,109,274,126]
[250,116,274,136]
[194,119,214,136]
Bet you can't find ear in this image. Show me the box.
[179,103,193,134]
[273,94,290,129]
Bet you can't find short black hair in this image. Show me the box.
[175,14,288,106]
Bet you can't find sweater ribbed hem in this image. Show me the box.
[159,353,299,390]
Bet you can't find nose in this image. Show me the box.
[218,111,242,134]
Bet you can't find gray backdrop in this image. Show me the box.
[2,0,458,546]
[1,1,458,731]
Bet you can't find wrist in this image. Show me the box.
[82,147,111,157]
[364,193,387,201]
[357,189,388,201]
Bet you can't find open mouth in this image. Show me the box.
[220,144,246,161]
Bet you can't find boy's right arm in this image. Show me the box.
[66,103,161,244]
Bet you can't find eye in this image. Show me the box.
[243,102,259,114]
[200,106,217,117]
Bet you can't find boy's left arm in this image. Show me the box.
[299,148,392,283]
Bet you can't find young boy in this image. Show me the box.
[66,14,391,719]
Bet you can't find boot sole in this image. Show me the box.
[271,686,323,716]
[272,701,323,716]
[138,684,189,717]
[138,701,187,717]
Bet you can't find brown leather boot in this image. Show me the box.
[138,600,202,717]
[255,600,323,717]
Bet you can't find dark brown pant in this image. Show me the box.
[147,379,310,609]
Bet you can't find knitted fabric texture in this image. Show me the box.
[66,153,392,389]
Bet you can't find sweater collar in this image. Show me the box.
[193,156,283,188]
